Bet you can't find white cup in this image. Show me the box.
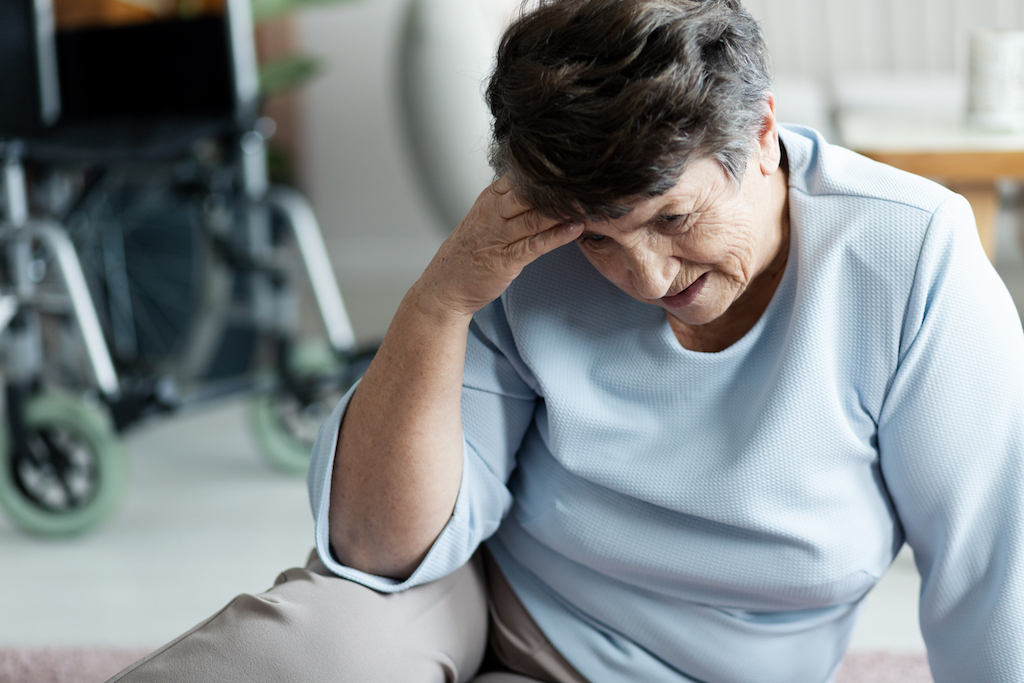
[968,28,1024,131]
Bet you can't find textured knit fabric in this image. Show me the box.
[307,125,1024,682]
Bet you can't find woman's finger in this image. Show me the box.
[492,175,513,194]
[495,185,534,220]
[511,221,583,262]
[505,206,564,239]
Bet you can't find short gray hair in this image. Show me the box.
[486,0,773,222]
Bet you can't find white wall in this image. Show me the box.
[295,0,444,342]
[748,0,1024,76]
[296,0,1024,340]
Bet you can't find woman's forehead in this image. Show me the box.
[532,156,736,225]
[626,160,731,212]
[579,160,741,233]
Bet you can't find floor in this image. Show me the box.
[4,202,1024,655]
[0,399,315,647]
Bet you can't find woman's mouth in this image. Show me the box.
[660,272,708,308]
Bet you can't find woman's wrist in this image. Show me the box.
[405,276,480,329]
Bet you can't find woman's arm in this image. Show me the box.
[329,177,582,579]
[879,196,1024,681]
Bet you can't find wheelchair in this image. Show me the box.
[0,0,371,536]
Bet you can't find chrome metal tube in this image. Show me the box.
[32,0,61,125]
[268,187,357,353]
[3,153,29,228]
[0,295,20,334]
[27,221,120,399]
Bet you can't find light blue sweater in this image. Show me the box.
[308,126,1024,682]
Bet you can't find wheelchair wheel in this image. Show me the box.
[62,165,246,386]
[65,167,210,365]
[250,340,364,475]
[0,392,127,537]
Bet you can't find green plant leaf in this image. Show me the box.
[251,0,354,22]
[259,55,322,96]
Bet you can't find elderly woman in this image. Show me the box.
[111,0,1024,682]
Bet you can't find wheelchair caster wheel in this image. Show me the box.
[250,340,348,475]
[0,392,127,537]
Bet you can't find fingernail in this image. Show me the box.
[565,223,583,233]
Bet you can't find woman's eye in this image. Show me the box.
[579,233,608,247]
[659,214,690,231]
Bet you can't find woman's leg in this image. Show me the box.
[481,550,589,683]
[107,550,489,683]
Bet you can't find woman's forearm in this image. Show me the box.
[326,177,581,580]
[329,281,473,579]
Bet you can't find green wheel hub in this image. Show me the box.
[250,340,350,476]
[0,392,127,537]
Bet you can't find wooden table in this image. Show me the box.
[838,111,1024,261]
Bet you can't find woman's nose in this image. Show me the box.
[624,248,674,300]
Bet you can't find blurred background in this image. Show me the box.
[4,0,1024,671]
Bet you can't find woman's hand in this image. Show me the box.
[417,176,583,318]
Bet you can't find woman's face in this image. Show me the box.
[574,118,789,331]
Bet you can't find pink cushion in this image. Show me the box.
[0,647,153,683]
[836,652,933,683]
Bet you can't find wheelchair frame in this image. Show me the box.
[0,123,363,535]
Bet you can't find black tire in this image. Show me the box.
[0,392,127,536]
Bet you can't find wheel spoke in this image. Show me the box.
[13,427,99,512]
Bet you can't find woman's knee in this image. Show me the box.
[110,554,489,683]
[281,555,490,679]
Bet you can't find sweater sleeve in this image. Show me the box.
[878,194,1024,681]
[305,299,537,592]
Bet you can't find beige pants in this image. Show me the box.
[107,549,588,683]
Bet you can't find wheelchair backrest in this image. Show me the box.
[0,0,259,156]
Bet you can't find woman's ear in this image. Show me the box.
[757,93,782,176]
